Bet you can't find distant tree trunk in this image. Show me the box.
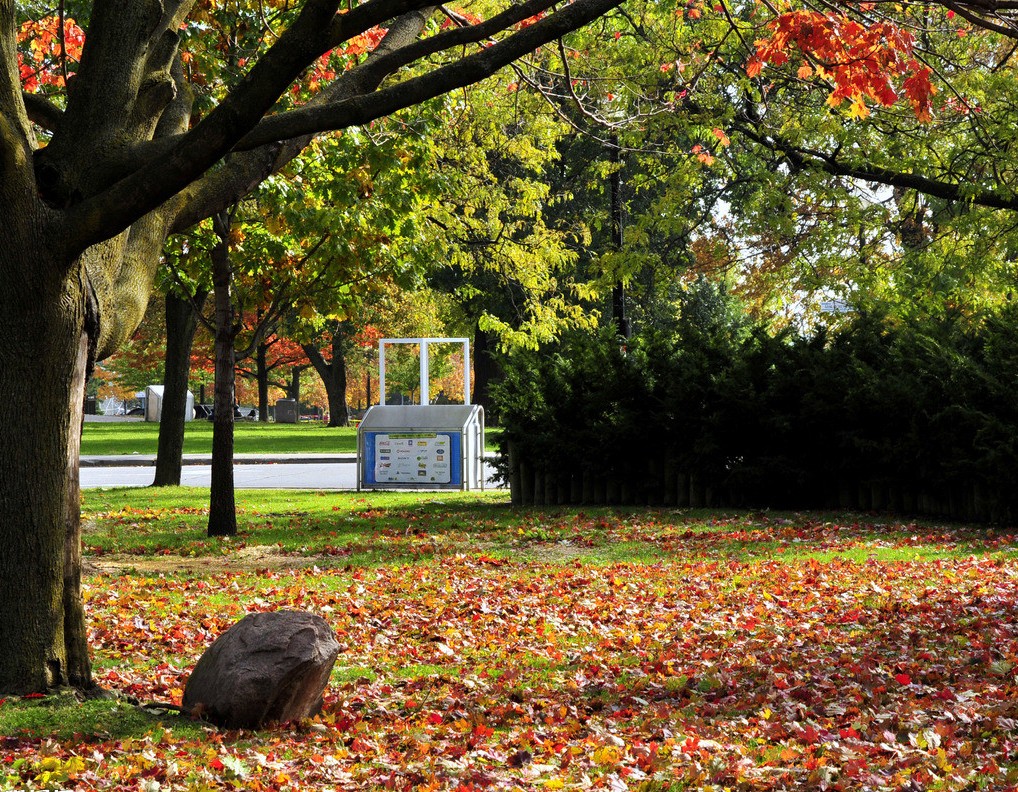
[288,364,306,402]
[154,291,208,486]
[255,341,271,422]
[303,323,350,427]
[472,324,500,421]
[208,212,238,537]
[609,132,630,340]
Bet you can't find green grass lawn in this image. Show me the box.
[81,420,359,455]
[81,421,502,455]
[7,491,1018,790]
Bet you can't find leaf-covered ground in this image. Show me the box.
[5,490,1018,791]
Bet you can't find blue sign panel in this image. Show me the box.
[362,431,462,487]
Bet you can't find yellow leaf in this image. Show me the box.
[593,746,622,765]
[847,96,870,119]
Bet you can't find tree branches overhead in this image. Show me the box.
[7,0,626,258]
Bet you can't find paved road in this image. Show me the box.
[79,456,502,490]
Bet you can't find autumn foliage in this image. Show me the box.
[747,10,936,121]
[17,16,85,92]
[4,496,1018,790]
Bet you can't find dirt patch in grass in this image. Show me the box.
[83,545,347,577]
[517,540,590,562]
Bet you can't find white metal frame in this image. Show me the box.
[377,337,471,406]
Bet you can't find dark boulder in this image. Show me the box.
[182,610,339,729]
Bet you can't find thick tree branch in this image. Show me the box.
[107,0,546,182]
[0,2,35,195]
[22,93,63,132]
[735,121,1018,211]
[939,0,1018,37]
[60,0,438,258]
[169,8,434,234]
[151,0,199,46]
[232,0,626,151]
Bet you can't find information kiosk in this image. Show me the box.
[357,404,485,490]
[357,338,485,491]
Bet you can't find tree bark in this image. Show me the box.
[303,324,350,427]
[208,212,237,537]
[471,323,499,421]
[154,290,207,486]
[288,365,307,402]
[0,253,97,693]
[255,341,271,422]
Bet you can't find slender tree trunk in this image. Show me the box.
[288,365,306,402]
[154,291,207,486]
[256,342,271,422]
[472,323,499,420]
[327,331,350,427]
[208,213,237,537]
[609,132,630,339]
[0,254,96,694]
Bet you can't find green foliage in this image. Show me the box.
[497,283,1018,521]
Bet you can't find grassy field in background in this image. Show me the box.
[81,420,359,455]
[5,490,1018,789]
[81,421,502,456]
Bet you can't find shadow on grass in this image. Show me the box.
[81,488,1018,569]
[0,690,204,743]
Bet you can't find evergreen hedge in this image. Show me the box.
[494,285,1018,522]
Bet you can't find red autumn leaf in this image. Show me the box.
[748,9,935,120]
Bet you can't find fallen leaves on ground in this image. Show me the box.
[7,508,1018,790]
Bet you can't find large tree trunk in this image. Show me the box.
[208,213,237,537]
[303,324,350,427]
[154,290,207,486]
[0,252,97,694]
